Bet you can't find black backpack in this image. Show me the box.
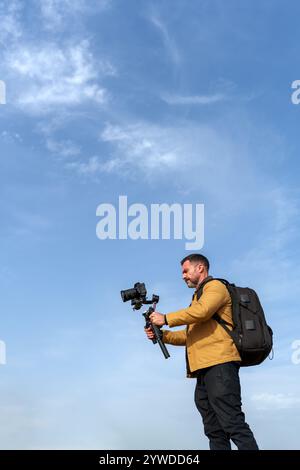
[196,277,273,367]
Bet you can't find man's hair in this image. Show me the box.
[180,253,210,271]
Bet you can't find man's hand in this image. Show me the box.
[149,311,165,326]
[144,326,155,340]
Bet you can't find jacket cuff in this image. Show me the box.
[165,309,187,327]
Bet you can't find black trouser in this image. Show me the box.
[194,361,259,450]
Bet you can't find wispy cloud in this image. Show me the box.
[0,0,115,114]
[0,0,22,45]
[100,122,180,170]
[149,15,181,65]
[68,122,185,178]
[251,393,300,410]
[5,40,113,112]
[46,138,81,157]
[37,0,111,31]
[162,93,227,105]
[66,155,121,176]
[65,119,282,212]
[78,119,253,202]
[161,78,236,106]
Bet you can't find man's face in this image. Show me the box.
[181,260,202,288]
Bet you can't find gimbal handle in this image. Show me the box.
[143,305,170,359]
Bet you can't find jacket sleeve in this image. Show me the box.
[165,281,229,328]
[162,329,186,345]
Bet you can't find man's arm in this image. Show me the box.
[165,281,228,328]
[162,329,186,346]
[144,327,186,346]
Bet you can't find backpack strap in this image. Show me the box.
[195,276,214,299]
[196,277,233,330]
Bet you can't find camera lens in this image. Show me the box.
[120,288,137,302]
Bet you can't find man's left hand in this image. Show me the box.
[150,311,165,326]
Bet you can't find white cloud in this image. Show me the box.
[94,121,251,195]
[46,138,81,157]
[100,123,180,171]
[149,15,181,65]
[66,155,121,176]
[162,93,227,105]
[0,0,22,45]
[66,120,281,216]
[5,40,113,112]
[69,122,187,179]
[251,393,300,410]
[162,78,235,106]
[38,0,110,31]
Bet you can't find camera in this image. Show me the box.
[121,282,159,310]
[120,282,146,306]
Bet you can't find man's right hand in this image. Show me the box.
[144,326,155,340]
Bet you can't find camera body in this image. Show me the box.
[121,282,159,310]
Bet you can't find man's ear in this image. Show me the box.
[196,263,203,273]
[200,264,206,274]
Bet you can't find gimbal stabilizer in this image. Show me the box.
[121,282,170,359]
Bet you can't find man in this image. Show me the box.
[145,253,258,450]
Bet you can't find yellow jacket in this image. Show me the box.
[163,279,241,377]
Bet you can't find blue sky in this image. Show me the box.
[0,0,300,449]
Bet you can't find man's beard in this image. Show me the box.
[186,280,197,288]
